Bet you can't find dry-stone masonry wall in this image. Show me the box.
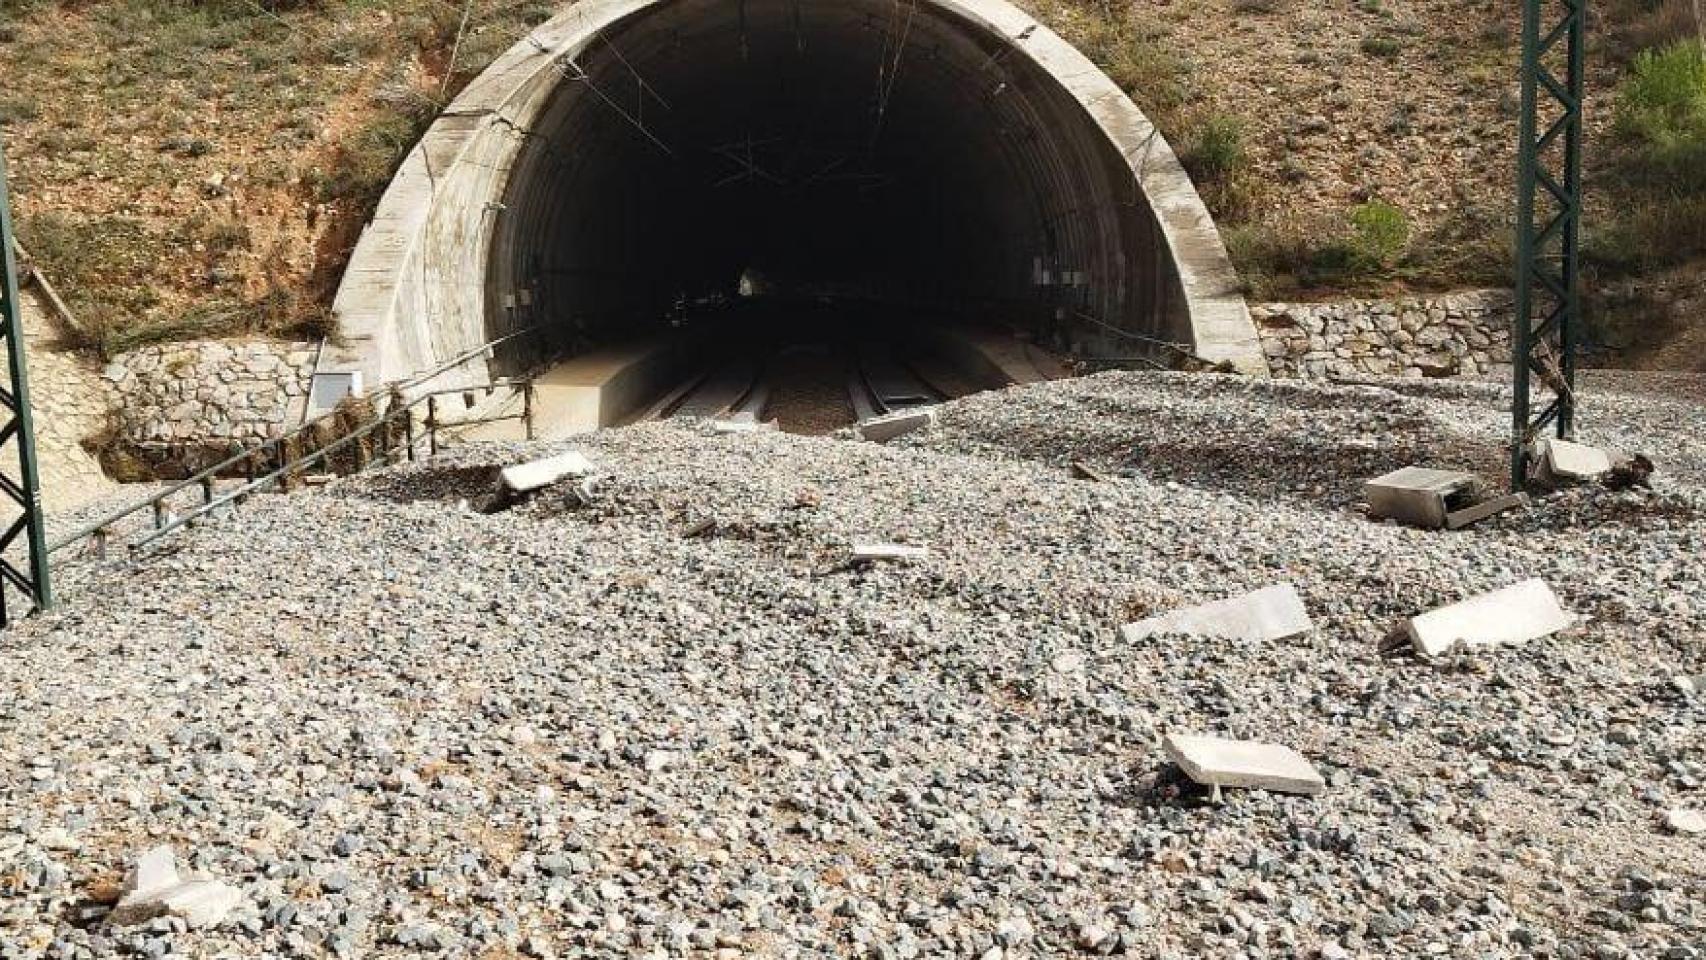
[1253,289,1512,379]
[103,340,317,443]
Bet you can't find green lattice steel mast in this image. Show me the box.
[1511,0,1586,489]
[0,133,53,626]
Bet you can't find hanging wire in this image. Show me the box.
[553,56,676,157]
[867,0,919,152]
[439,0,479,100]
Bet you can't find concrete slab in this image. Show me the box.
[711,412,777,434]
[1163,732,1326,797]
[1444,492,1528,530]
[126,846,179,898]
[1404,578,1573,657]
[1538,439,1613,481]
[499,451,593,495]
[112,847,242,929]
[858,407,937,443]
[1120,584,1312,643]
[851,542,928,563]
[530,337,703,438]
[1365,467,1481,529]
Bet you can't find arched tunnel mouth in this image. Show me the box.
[328,0,1259,433]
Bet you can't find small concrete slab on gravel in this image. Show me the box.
[1665,808,1705,835]
[499,450,593,494]
[710,413,777,434]
[110,846,242,929]
[1121,583,1312,643]
[1163,732,1326,797]
[1445,492,1528,529]
[1365,466,1481,529]
[1403,578,1574,657]
[1538,438,1613,481]
[858,407,937,442]
[851,542,928,563]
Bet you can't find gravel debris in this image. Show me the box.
[3,370,1703,958]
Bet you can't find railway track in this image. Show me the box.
[648,336,953,430]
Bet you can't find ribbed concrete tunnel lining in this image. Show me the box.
[326,0,1263,390]
[491,0,1161,358]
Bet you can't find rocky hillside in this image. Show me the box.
[0,0,1700,361]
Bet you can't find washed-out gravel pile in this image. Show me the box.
[3,371,1703,959]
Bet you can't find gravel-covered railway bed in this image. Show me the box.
[3,371,1703,959]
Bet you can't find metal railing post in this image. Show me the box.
[427,395,439,458]
[524,380,536,441]
[404,408,416,462]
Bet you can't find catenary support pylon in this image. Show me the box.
[0,133,53,626]
[1511,0,1587,489]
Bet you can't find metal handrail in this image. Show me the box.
[49,328,542,557]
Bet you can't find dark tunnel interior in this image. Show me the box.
[486,0,1189,362]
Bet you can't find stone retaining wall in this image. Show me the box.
[1252,290,1513,379]
[102,340,318,443]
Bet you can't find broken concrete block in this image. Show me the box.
[1163,732,1326,797]
[1070,461,1111,482]
[1120,584,1312,643]
[111,847,242,929]
[1445,492,1528,530]
[499,450,593,495]
[1665,808,1705,835]
[851,542,928,563]
[1537,438,1613,482]
[858,406,936,442]
[1403,578,1573,657]
[710,412,777,434]
[1365,467,1483,529]
[125,845,178,898]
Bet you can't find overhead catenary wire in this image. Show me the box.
[867,0,919,152]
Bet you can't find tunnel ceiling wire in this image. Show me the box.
[867,0,919,153]
[600,34,672,116]
[552,54,676,157]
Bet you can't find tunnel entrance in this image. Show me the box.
[326,0,1264,417]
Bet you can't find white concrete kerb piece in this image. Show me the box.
[858,407,937,442]
[1163,732,1326,798]
[851,542,929,563]
[110,846,243,929]
[710,412,777,434]
[1121,583,1312,643]
[499,451,594,494]
[1403,578,1574,657]
[1537,438,1613,481]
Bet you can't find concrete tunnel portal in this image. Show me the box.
[325,0,1267,432]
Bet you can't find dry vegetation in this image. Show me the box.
[0,0,555,357]
[0,0,1701,360]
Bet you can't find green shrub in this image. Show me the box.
[1360,36,1404,58]
[318,100,436,204]
[1179,115,1245,183]
[1349,201,1410,269]
[0,95,39,126]
[1596,40,1706,270]
[1224,216,1356,299]
[1616,40,1706,170]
